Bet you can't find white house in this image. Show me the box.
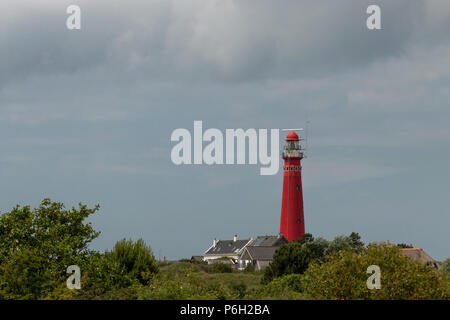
[202,235,253,266]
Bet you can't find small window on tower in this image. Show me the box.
[297,219,301,224]
[296,185,300,191]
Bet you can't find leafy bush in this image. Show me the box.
[105,238,159,285]
[229,281,247,298]
[0,248,55,299]
[137,269,234,300]
[67,253,137,298]
[302,243,450,300]
[46,239,159,299]
[209,263,233,273]
[442,258,450,278]
[252,274,306,299]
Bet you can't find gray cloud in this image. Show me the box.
[0,0,441,86]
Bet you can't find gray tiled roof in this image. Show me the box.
[249,235,287,247]
[242,246,280,261]
[204,239,251,255]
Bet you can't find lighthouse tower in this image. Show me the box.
[280,131,305,242]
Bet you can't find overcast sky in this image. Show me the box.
[0,0,449,260]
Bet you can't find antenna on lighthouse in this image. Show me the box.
[305,121,310,151]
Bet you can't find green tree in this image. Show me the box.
[349,232,364,252]
[0,199,100,298]
[263,242,313,283]
[302,243,450,300]
[326,235,352,254]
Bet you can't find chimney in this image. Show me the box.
[213,238,217,247]
[233,234,238,242]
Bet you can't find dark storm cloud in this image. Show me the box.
[0,0,435,86]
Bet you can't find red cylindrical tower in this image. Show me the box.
[280,131,305,242]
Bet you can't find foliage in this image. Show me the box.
[263,242,312,283]
[0,248,55,299]
[62,253,138,299]
[52,239,160,299]
[0,199,99,272]
[137,265,235,299]
[105,238,159,285]
[263,232,365,283]
[209,263,233,273]
[0,199,100,298]
[252,274,306,299]
[349,232,365,251]
[302,243,450,300]
[134,261,266,300]
[443,258,450,277]
[231,282,247,298]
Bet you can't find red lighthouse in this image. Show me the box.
[280,130,305,242]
